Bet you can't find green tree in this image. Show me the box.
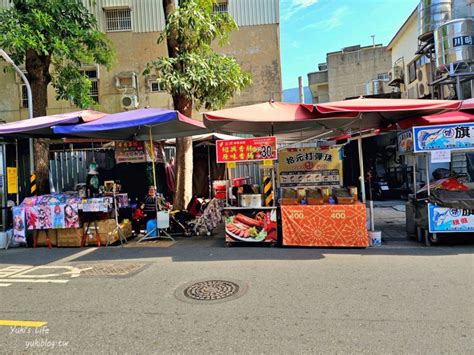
[146,0,251,209]
[0,0,114,193]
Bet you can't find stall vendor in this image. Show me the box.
[141,186,159,219]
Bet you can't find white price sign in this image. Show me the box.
[431,150,451,163]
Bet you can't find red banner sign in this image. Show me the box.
[216,137,277,163]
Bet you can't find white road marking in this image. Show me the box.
[0,283,12,287]
[0,279,69,284]
[49,247,98,265]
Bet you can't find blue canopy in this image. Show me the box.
[53,108,207,140]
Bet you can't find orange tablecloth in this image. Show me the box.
[281,204,368,247]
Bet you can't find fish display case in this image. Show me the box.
[223,207,278,247]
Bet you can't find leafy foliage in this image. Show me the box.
[0,0,114,108]
[145,0,252,110]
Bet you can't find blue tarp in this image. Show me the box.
[53,108,207,140]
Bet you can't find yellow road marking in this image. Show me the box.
[0,320,47,327]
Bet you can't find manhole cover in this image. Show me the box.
[175,279,247,304]
[76,263,146,277]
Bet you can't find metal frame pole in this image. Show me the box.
[357,137,366,203]
[425,153,430,197]
[0,50,34,176]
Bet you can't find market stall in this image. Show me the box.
[204,99,462,248]
[397,113,474,245]
[2,107,207,247]
[215,136,278,246]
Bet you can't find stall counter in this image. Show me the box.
[281,203,368,247]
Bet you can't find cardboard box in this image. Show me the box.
[57,228,83,247]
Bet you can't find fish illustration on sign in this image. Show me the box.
[418,129,445,149]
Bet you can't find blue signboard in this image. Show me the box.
[428,203,474,233]
[413,123,474,153]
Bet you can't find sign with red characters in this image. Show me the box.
[216,137,277,163]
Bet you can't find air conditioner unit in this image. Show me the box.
[121,94,139,110]
[407,84,418,99]
[416,64,432,98]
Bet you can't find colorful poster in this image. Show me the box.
[7,167,18,194]
[413,123,474,152]
[64,204,80,229]
[281,204,368,247]
[51,205,65,229]
[115,141,165,164]
[216,137,277,163]
[12,207,26,244]
[278,147,343,189]
[397,129,413,154]
[428,204,474,233]
[223,208,277,243]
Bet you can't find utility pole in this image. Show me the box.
[0,49,35,192]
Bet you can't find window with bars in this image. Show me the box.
[377,72,390,81]
[81,69,99,103]
[105,8,132,32]
[21,85,28,108]
[213,2,228,13]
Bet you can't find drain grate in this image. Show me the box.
[184,280,239,301]
[76,263,146,277]
[176,279,247,304]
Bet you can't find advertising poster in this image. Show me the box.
[278,147,343,188]
[413,123,474,152]
[428,204,474,233]
[115,141,165,164]
[216,137,277,163]
[12,207,26,244]
[397,129,413,155]
[223,208,277,243]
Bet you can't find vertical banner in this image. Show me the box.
[7,167,18,194]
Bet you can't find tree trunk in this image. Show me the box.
[25,49,52,194]
[162,0,194,209]
[172,95,193,209]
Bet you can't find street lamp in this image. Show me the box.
[0,49,35,178]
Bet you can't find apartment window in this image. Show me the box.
[150,81,162,92]
[105,8,132,32]
[20,85,28,108]
[81,69,99,103]
[213,1,228,13]
[377,72,390,81]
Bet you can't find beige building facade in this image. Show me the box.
[0,0,282,122]
[307,44,393,103]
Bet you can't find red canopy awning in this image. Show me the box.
[386,110,474,130]
[316,98,461,114]
[204,98,462,142]
[461,98,474,111]
[203,102,359,141]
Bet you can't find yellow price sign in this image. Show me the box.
[263,160,273,167]
[226,162,236,169]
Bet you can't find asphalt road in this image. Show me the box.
[0,234,472,354]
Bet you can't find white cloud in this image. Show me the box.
[302,6,349,31]
[293,0,319,7]
[282,0,320,22]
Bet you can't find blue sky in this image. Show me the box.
[280,0,419,89]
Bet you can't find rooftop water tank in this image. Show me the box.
[419,0,453,41]
[434,18,474,69]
